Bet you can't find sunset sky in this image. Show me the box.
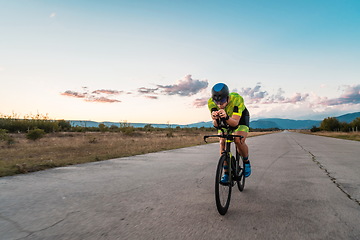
[1,0,359,124]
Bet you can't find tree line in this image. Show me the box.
[311,117,360,132]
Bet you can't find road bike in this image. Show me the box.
[204,119,245,215]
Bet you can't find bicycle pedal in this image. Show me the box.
[219,181,230,186]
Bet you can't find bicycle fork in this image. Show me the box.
[225,141,243,184]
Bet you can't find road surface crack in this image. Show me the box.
[195,176,204,188]
[308,151,360,206]
[14,211,81,240]
[0,214,32,236]
[294,140,360,206]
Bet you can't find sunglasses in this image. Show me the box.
[214,97,227,105]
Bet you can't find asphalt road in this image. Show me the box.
[1,131,359,240]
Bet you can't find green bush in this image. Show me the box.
[121,127,136,136]
[310,126,321,132]
[320,117,341,131]
[143,124,154,131]
[109,125,119,131]
[0,129,15,145]
[0,129,9,140]
[99,123,108,132]
[0,114,75,133]
[58,120,71,131]
[26,128,46,141]
[351,117,360,130]
[340,122,351,132]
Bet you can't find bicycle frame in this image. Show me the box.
[204,118,246,214]
[203,119,244,184]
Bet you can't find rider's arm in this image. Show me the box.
[224,103,243,127]
[218,109,240,127]
[226,114,240,127]
[211,108,220,127]
[213,119,219,127]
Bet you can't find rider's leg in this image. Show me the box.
[219,138,228,170]
[219,137,226,155]
[234,131,249,161]
[234,127,251,178]
[236,109,250,160]
[219,138,229,183]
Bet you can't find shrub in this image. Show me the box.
[320,117,341,131]
[0,129,15,145]
[166,129,174,137]
[72,126,87,132]
[340,122,351,132]
[0,129,9,140]
[89,137,98,144]
[351,117,360,130]
[119,121,136,136]
[99,123,108,132]
[58,120,71,131]
[143,124,154,131]
[121,127,136,136]
[0,113,65,133]
[26,128,46,141]
[109,125,119,131]
[310,126,321,132]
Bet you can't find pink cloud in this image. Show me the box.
[157,75,208,96]
[92,89,123,95]
[282,93,310,104]
[193,97,208,108]
[239,84,309,104]
[61,88,121,103]
[145,96,158,100]
[85,97,121,103]
[138,87,159,94]
[320,84,360,106]
[61,90,86,98]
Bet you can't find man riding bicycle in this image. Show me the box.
[208,83,251,183]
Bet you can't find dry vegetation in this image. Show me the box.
[299,130,360,141]
[0,130,270,177]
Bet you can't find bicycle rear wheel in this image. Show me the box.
[236,163,245,192]
[236,160,245,192]
[215,154,232,215]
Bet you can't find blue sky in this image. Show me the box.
[1,0,359,124]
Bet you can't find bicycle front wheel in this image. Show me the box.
[215,154,232,215]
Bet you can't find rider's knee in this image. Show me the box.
[234,137,245,144]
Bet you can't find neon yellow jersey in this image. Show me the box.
[208,92,246,117]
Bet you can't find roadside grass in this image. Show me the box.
[300,131,360,141]
[0,130,271,177]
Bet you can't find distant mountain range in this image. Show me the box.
[70,112,360,130]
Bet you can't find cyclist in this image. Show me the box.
[208,83,251,183]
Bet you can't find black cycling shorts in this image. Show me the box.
[239,108,250,127]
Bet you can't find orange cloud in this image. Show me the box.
[61,88,121,103]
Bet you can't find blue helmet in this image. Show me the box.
[211,83,229,104]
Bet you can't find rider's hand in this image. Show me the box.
[211,111,220,120]
[218,109,228,119]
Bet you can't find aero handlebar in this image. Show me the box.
[203,118,244,143]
